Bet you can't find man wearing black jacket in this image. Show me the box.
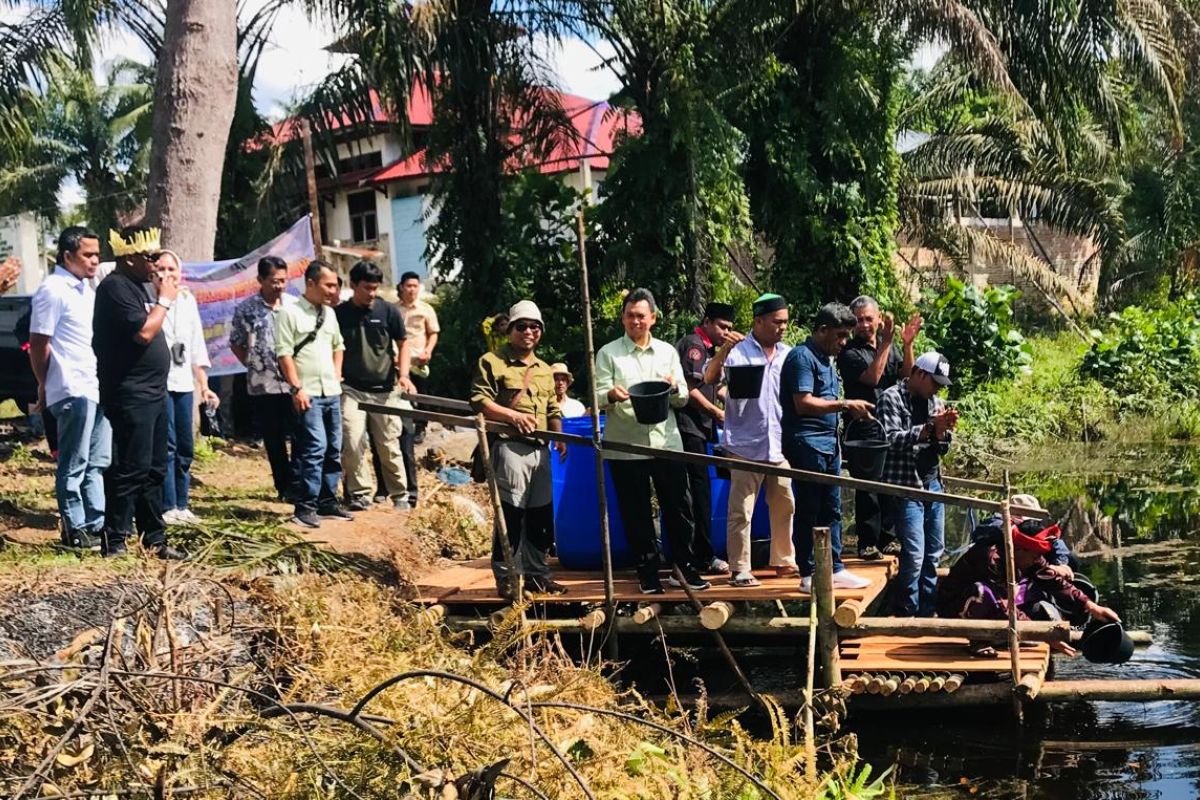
[336,261,417,510]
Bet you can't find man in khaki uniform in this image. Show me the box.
[398,271,440,443]
[471,300,567,598]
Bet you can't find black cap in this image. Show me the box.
[704,302,736,322]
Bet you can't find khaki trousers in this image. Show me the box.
[341,386,408,502]
[726,457,797,575]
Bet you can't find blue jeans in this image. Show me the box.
[163,391,194,511]
[895,477,945,617]
[784,440,845,578]
[294,395,342,514]
[50,396,111,533]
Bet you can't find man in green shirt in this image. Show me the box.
[276,260,352,529]
[595,288,710,595]
[471,300,567,598]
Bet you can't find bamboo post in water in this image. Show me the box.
[1000,471,1023,721]
[813,527,842,687]
[576,210,616,628]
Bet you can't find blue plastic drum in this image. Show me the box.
[551,416,634,569]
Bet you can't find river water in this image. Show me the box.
[852,443,1200,798]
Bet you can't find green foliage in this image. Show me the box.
[920,278,1031,392]
[818,762,893,800]
[1081,296,1200,398]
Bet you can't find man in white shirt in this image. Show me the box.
[595,288,710,595]
[398,271,440,443]
[156,251,220,524]
[28,227,111,549]
[550,363,587,417]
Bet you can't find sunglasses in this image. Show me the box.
[512,321,543,333]
[145,252,163,262]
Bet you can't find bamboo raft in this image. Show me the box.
[372,391,1199,718]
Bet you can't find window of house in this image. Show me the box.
[348,191,378,243]
[338,151,383,174]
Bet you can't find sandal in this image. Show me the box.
[729,574,762,588]
[774,565,800,578]
[969,641,999,659]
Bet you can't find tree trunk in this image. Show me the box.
[143,0,237,260]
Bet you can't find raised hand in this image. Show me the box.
[902,313,923,347]
[881,313,895,343]
[721,330,746,349]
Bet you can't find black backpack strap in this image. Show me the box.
[292,304,326,357]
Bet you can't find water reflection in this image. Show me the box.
[859,443,1200,799]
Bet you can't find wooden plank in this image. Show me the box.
[839,635,1050,676]
[412,558,494,602]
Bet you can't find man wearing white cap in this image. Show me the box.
[471,300,567,598]
[877,350,959,616]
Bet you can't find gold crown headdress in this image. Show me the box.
[109,228,162,257]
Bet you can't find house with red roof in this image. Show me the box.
[288,86,632,284]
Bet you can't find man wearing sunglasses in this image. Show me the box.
[471,300,567,599]
[92,225,188,560]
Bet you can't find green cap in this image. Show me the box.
[752,293,787,317]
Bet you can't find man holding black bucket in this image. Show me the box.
[596,288,710,595]
[838,296,922,561]
[877,351,958,616]
[675,301,738,576]
[703,293,799,587]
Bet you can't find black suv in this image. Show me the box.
[0,295,39,413]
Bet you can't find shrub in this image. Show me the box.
[1080,296,1200,398]
[919,278,1031,392]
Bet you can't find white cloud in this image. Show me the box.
[543,36,622,102]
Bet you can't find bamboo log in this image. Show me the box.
[476,415,520,601]
[415,604,447,626]
[913,673,932,694]
[813,527,842,687]
[1017,673,1043,699]
[700,601,736,630]
[842,617,1072,642]
[1038,680,1200,701]
[930,675,947,693]
[880,674,901,696]
[833,598,866,628]
[899,675,918,695]
[945,673,965,693]
[843,674,870,695]
[632,603,663,625]
[866,674,886,694]
[489,606,513,628]
[578,608,606,631]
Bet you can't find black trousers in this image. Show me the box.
[104,398,167,546]
[680,432,715,564]
[609,457,697,568]
[411,372,429,435]
[250,393,296,500]
[855,489,895,551]
[492,502,554,568]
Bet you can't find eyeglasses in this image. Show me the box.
[512,321,543,333]
[145,252,163,262]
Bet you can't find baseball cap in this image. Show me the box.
[507,300,543,326]
[914,351,952,385]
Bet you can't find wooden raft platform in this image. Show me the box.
[841,635,1051,675]
[414,556,895,606]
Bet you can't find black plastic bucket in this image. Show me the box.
[727,364,766,399]
[628,381,672,425]
[842,418,889,480]
[1081,619,1135,664]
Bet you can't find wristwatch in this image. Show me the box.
[288,385,301,396]
[156,297,173,310]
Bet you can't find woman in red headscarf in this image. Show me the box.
[936,521,1120,657]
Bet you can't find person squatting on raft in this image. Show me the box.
[470,300,568,599]
[935,519,1120,657]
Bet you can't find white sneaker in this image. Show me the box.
[799,576,812,593]
[832,570,871,590]
[162,509,181,525]
[176,509,201,524]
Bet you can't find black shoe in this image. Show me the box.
[858,546,883,561]
[637,563,664,595]
[64,528,102,550]
[881,540,902,556]
[101,532,128,558]
[667,568,711,591]
[155,543,191,561]
[292,512,321,529]
[318,505,354,521]
[526,577,568,596]
[347,497,372,512]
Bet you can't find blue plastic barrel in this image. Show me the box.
[551,416,634,569]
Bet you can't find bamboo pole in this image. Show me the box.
[361,403,1048,517]
[945,673,965,693]
[578,608,607,631]
[812,527,842,687]
[841,617,1072,642]
[1038,680,1200,701]
[1000,472,1022,720]
[803,582,817,781]
[476,414,520,602]
[833,598,866,627]
[632,603,663,625]
[575,210,616,630]
[300,119,324,261]
[700,601,736,630]
[1017,673,1043,699]
[415,604,447,626]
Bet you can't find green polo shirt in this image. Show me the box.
[275,295,345,397]
[594,334,688,460]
